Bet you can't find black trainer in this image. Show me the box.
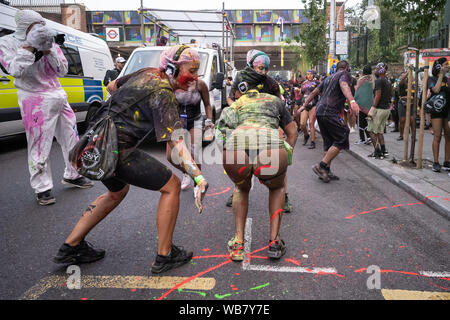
[283,193,293,213]
[36,190,56,206]
[442,161,450,171]
[432,162,441,172]
[303,134,310,146]
[312,164,330,183]
[326,169,340,181]
[151,245,193,274]
[226,194,233,207]
[308,141,316,149]
[267,239,287,259]
[62,177,94,189]
[53,240,105,264]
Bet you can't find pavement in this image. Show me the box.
[345,124,450,221]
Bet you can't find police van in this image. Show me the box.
[117,45,228,124]
[0,3,114,138]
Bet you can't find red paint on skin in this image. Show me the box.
[238,167,247,176]
[270,209,283,223]
[254,165,277,176]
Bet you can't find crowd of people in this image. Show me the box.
[1,9,449,275]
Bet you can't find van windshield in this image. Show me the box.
[122,50,208,77]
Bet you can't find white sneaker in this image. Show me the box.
[181,174,192,190]
[193,185,199,199]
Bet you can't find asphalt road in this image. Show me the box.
[0,133,449,303]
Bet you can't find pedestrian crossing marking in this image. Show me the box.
[382,289,450,300]
[21,275,216,300]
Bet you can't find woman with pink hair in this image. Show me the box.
[53,45,208,274]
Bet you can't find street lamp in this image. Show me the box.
[277,17,285,69]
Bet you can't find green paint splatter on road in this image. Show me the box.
[249,283,270,291]
[178,288,207,297]
[215,293,233,299]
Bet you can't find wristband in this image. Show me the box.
[350,100,356,104]
[194,175,205,185]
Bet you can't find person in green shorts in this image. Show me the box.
[367,62,392,159]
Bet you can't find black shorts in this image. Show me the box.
[102,147,173,192]
[317,115,350,151]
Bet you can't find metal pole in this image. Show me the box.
[330,0,336,58]
[222,2,225,50]
[417,67,429,169]
[403,67,413,161]
[410,48,420,162]
[140,0,145,46]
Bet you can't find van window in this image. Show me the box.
[122,50,209,77]
[0,27,14,38]
[61,43,84,77]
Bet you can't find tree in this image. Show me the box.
[382,0,447,48]
[285,0,328,69]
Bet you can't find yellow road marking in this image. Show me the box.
[382,289,450,300]
[21,275,216,300]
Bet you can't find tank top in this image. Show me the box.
[175,81,202,120]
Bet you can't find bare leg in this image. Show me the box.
[65,185,130,246]
[431,118,443,163]
[156,174,181,256]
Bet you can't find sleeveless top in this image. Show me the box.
[175,81,202,120]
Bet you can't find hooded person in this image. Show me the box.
[225,50,293,213]
[227,49,281,105]
[216,65,298,261]
[0,10,93,205]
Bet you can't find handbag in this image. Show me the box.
[69,99,118,181]
[69,94,154,180]
[425,93,446,114]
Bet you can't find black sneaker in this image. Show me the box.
[226,194,233,207]
[312,164,330,183]
[303,134,310,146]
[283,193,292,213]
[442,161,450,171]
[432,162,441,172]
[53,240,105,264]
[36,190,56,206]
[327,170,340,181]
[62,177,94,189]
[308,141,316,149]
[151,245,193,274]
[396,136,403,141]
[267,239,287,259]
[374,149,384,160]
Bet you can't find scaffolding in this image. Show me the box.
[139,4,235,65]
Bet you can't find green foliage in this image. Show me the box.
[382,0,447,48]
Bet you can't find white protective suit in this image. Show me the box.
[0,10,82,193]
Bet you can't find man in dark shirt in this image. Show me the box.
[104,56,126,86]
[367,62,392,159]
[302,60,359,182]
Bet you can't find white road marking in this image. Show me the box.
[242,218,338,274]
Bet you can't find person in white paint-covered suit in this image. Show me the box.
[0,9,93,205]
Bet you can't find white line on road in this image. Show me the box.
[242,218,338,274]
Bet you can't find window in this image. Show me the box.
[60,44,84,77]
[0,27,14,38]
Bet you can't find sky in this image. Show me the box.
[72,0,362,11]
